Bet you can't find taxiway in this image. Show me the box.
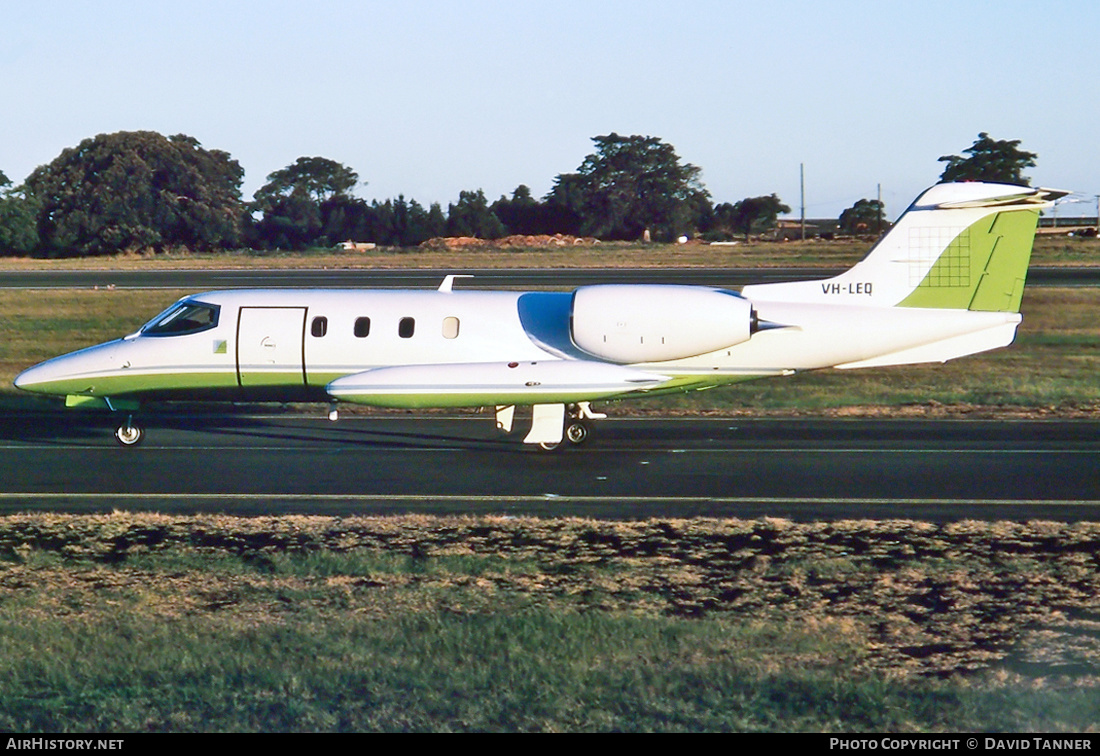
[1,412,1096,520]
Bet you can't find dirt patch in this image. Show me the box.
[1,514,1098,685]
[418,234,600,250]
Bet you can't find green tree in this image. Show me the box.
[318,194,374,247]
[543,173,586,236]
[403,198,447,246]
[838,198,886,236]
[361,197,445,247]
[252,157,361,249]
[727,194,791,241]
[447,189,506,239]
[562,133,710,241]
[254,191,322,250]
[369,199,397,246]
[372,196,417,247]
[25,131,244,256]
[938,132,1037,185]
[0,171,39,255]
[252,157,359,206]
[491,185,544,235]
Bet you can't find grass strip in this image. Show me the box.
[0,513,1098,731]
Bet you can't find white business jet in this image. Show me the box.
[14,181,1064,449]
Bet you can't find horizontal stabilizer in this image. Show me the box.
[918,185,1069,209]
[326,361,669,408]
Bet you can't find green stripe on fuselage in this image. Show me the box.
[898,209,1039,313]
[27,370,241,397]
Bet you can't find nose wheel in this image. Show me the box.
[115,416,144,447]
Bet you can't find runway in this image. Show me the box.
[0,266,1094,290]
[1,412,1097,520]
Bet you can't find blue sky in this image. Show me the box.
[2,0,1097,220]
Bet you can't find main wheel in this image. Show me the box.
[115,423,144,447]
[565,422,588,445]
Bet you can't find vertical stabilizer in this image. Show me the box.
[742,182,1068,312]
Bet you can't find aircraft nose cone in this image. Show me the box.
[13,358,80,395]
[13,361,54,393]
[12,341,122,396]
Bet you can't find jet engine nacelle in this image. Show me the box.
[570,285,757,363]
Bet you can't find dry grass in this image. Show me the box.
[3,513,1098,685]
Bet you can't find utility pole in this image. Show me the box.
[877,183,882,235]
[800,163,806,241]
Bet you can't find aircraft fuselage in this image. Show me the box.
[14,286,1020,407]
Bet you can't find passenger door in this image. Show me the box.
[236,307,307,387]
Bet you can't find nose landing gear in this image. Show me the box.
[114,415,144,447]
[101,399,145,447]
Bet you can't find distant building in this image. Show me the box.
[774,218,842,241]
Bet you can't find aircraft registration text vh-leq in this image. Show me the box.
[14,181,1066,449]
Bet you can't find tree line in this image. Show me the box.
[0,130,1038,257]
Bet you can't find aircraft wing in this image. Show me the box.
[325,360,670,408]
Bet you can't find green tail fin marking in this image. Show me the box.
[898,208,1040,313]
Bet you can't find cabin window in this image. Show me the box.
[354,317,371,338]
[311,316,328,338]
[442,316,460,339]
[142,301,220,337]
[399,317,415,338]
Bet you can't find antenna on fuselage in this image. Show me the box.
[438,274,473,293]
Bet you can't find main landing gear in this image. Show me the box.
[565,420,589,445]
[544,408,602,451]
[497,402,605,451]
[536,420,589,451]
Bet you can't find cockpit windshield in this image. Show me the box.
[141,300,220,337]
